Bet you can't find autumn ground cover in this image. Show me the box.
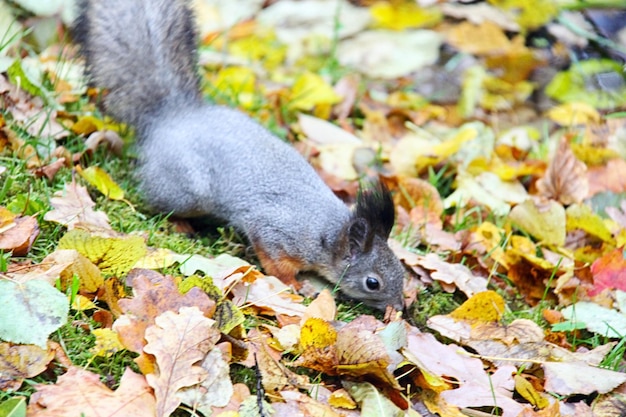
[1,0,626,416]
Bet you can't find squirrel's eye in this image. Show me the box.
[365,276,380,291]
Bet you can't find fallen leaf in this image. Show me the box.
[27,367,155,417]
[450,290,506,322]
[0,342,54,390]
[543,361,626,396]
[414,253,488,298]
[343,381,403,417]
[178,346,234,414]
[508,198,566,247]
[0,280,68,348]
[231,275,306,317]
[41,249,103,293]
[144,307,220,417]
[536,138,588,205]
[301,288,337,323]
[338,30,442,79]
[560,302,626,337]
[0,213,39,256]
[113,270,215,354]
[43,179,112,231]
[76,165,126,201]
[58,229,147,276]
[589,248,626,296]
[90,328,124,358]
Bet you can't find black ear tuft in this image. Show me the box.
[354,180,395,238]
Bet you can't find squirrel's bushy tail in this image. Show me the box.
[74,0,201,130]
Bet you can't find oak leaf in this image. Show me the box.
[27,367,155,417]
[143,306,220,417]
[113,269,215,354]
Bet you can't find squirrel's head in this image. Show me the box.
[334,182,405,311]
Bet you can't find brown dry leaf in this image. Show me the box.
[0,342,54,391]
[301,289,336,323]
[0,212,39,256]
[250,329,310,393]
[27,366,155,417]
[230,275,306,318]
[404,328,530,417]
[178,347,234,414]
[445,21,514,56]
[393,175,444,229]
[113,269,215,354]
[586,157,626,197]
[278,390,343,417]
[543,362,626,396]
[43,178,112,231]
[536,138,588,205]
[414,253,488,297]
[210,382,250,414]
[144,306,220,417]
[41,249,103,293]
[84,130,124,156]
[335,326,399,389]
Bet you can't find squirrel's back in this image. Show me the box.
[74,0,201,131]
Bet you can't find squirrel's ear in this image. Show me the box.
[354,181,395,238]
[348,217,371,256]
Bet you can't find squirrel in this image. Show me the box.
[73,0,406,311]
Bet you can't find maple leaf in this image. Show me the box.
[143,306,221,417]
[43,178,112,231]
[588,248,626,296]
[27,367,155,417]
[113,269,215,354]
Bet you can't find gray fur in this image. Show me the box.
[74,0,406,311]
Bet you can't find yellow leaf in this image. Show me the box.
[71,115,104,135]
[300,318,337,350]
[288,72,341,112]
[71,294,97,311]
[213,66,256,108]
[508,199,566,247]
[415,125,476,171]
[571,143,619,166]
[91,328,125,358]
[42,249,104,293]
[58,229,147,276]
[446,21,511,56]
[514,375,550,408]
[566,203,615,244]
[76,165,125,201]
[547,102,601,126]
[370,2,441,30]
[328,388,357,409]
[228,29,286,70]
[450,290,505,322]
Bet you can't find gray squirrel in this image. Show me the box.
[74,0,405,311]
